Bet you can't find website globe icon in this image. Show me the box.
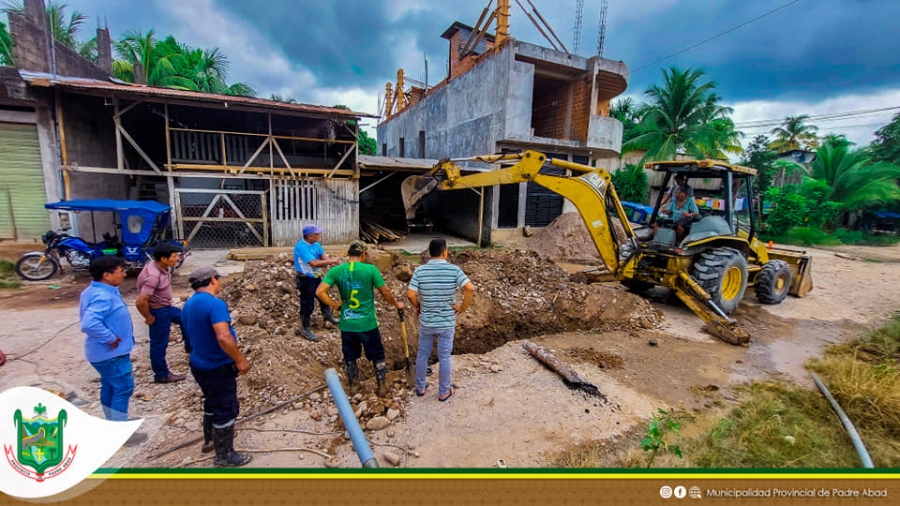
[689,486,702,499]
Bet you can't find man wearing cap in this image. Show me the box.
[316,241,404,397]
[294,224,341,341]
[181,266,253,467]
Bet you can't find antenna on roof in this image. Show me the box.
[573,0,583,55]
[596,0,608,57]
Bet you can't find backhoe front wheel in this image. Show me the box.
[754,260,793,304]
[692,247,748,314]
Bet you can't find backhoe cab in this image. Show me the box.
[402,151,813,346]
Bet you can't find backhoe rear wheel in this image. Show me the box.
[754,259,793,304]
[692,247,748,314]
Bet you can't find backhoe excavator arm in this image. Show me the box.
[419,150,637,275]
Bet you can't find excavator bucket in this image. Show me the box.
[401,175,439,219]
[767,249,814,297]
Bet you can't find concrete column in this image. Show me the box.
[35,105,62,230]
[517,182,527,228]
[96,28,112,73]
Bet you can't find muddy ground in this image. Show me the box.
[1,236,899,469]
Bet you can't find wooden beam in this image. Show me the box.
[327,144,356,178]
[240,137,271,174]
[113,97,124,171]
[267,113,273,176]
[181,216,264,223]
[116,123,162,174]
[171,188,266,195]
[184,193,223,244]
[164,104,173,172]
[167,175,177,236]
[220,132,227,167]
[271,137,295,178]
[221,194,264,244]
[54,88,68,166]
[168,126,355,144]
[63,164,356,179]
[114,99,144,119]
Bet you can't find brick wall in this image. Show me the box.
[570,76,593,142]
[448,29,495,81]
[532,83,567,139]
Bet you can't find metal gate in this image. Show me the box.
[174,188,268,249]
[0,122,49,240]
[270,178,358,246]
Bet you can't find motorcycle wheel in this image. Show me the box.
[15,253,59,281]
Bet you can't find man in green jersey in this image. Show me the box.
[316,241,404,397]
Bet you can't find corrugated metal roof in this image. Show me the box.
[18,70,377,118]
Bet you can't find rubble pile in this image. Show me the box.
[527,212,627,264]
[217,248,662,416]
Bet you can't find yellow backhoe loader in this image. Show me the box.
[401,150,814,345]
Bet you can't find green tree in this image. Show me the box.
[741,135,779,213]
[769,115,818,152]
[270,94,297,103]
[1,1,85,50]
[622,67,733,163]
[704,117,743,159]
[610,97,645,143]
[610,163,648,203]
[870,112,900,164]
[358,129,377,155]
[810,142,900,213]
[0,21,13,65]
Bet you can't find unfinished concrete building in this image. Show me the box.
[374,8,628,245]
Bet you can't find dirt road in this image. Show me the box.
[1,243,898,468]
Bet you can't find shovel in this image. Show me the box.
[398,308,415,387]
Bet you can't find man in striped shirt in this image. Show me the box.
[407,238,475,402]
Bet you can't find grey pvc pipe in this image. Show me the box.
[325,368,379,468]
[811,372,874,468]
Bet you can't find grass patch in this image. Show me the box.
[0,260,21,289]
[762,227,900,247]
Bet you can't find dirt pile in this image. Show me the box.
[526,212,628,265]
[216,248,661,418]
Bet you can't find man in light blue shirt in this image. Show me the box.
[294,224,341,341]
[79,256,146,445]
[407,238,475,402]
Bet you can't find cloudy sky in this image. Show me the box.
[58,0,900,146]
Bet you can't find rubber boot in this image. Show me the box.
[212,423,253,468]
[345,360,360,396]
[300,315,318,342]
[201,414,214,453]
[374,361,389,398]
[322,306,340,325]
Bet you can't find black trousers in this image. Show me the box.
[296,274,329,318]
[341,328,386,363]
[190,363,239,426]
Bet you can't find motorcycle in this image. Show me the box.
[15,199,190,281]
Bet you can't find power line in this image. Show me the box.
[631,0,803,74]
[734,106,900,128]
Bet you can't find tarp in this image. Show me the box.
[45,200,170,252]
[873,211,900,220]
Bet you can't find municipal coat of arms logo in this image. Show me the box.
[4,402,76,482]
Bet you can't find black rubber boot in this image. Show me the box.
[374,361,388,397]
[201,414,214,453]
[345,360,360,396]
[322,306,340,325]
[213,424,253,468]
[301,315,318,342]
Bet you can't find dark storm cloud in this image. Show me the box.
[62,0,900,103]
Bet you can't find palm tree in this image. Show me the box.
[622,67,733,162]
[0,21,13,65]
[1,1,85,50]
[270,94,298,104]
[610,97,645,143]
[810,142,900,213]
[769,115,818,152]
[113,30,195,89]
[703,117,744,159]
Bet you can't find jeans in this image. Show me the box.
[341,328,386,363]
[149,305,182,380]
[415,325,455,396]
[90,354,134,421]
[190,363,240,427]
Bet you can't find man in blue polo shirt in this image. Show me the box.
[181,266,252,467]
[294,224,341,341]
